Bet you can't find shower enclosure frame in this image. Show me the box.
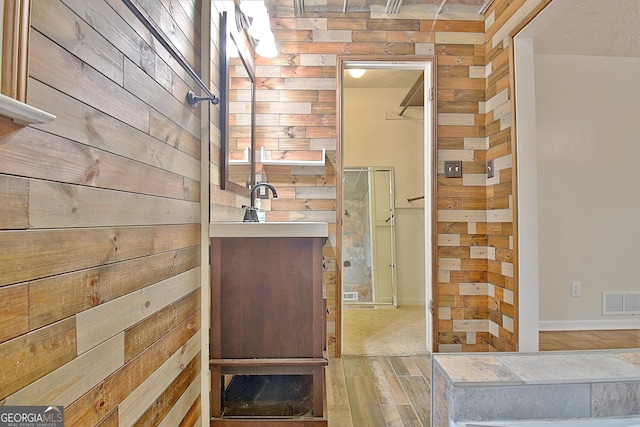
[342,166,398,307]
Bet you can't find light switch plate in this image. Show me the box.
[444,161,462,178]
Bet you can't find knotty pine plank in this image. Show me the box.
[153,223,200,252]
[109,0,199,86]
[149,108,202,161]
[133,0,200,72]
[0,283,28,342]
[0,318,76,400]
[158,376,201,427]
[65,309,200,425]
[129,354,199,426]
[0,174,29,229]
[64,0,155,79]
[124,289,200,361]
[96,409,119,427]
[28,80,201,181]
[426,20,485,33]
[375,42,415,55]
[0,125,187,200]
[29,180,200,229]
[29,30,150,133]
[123,58,200,138]
[4,333,124,407]
[31,0,124,84]
[175,394,201,427]
[271,199,337,211]
[0,227,154,287]
[75,268,200,354]
[28,247,200,330]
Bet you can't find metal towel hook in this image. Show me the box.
[186,90,220,108]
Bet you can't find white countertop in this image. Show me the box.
[210,221,329,238]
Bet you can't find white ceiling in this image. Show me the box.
[531,0,640,58]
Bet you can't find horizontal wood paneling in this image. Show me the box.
[0,174,29,229]
[260,0,539,354]
[1,0,206,424]
[64,315,200,425]
[4,333,125,407]
[0,318,76,399]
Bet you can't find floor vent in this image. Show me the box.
[343,291,358,301]
[602,292,640,315]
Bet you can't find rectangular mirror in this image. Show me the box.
[220,10,255,196]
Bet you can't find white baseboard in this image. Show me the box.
[539,318,640,331]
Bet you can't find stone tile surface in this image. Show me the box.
[451,383,591,422]
[615,351,640,368]
[591,381,640,417]
[497,353,640,384]
[433,355,523,385]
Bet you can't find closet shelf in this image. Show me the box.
[229,147,250,165]
[260,147,325,166]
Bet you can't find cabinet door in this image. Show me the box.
[211,237,323,359]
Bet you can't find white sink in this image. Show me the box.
[210,222,328,238]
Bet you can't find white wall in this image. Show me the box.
[535,54,640,327]
[344,87,425,305]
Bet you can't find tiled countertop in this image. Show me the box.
[433,349,640,386]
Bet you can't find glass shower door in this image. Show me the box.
[342,167,397,306]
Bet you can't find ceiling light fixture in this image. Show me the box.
[239,0,278,58]
[348,69,366,78]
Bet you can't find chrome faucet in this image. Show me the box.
[242,182,278,222]
[250,182,278,207]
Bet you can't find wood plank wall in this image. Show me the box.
[259,3,488,355]
[482,0,550,351]
[0,0,226,424]
[258,0,549,354]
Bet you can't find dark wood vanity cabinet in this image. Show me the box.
[210,235,327,426]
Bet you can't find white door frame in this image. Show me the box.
[336,56,437,354]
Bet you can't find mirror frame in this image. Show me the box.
[219,10,255,195]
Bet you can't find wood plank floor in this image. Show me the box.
[539,329,640,351]
[326,356,431,427]
[325,330,639,426]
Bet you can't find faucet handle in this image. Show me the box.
[242,205,259,222]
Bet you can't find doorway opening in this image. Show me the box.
[336,56,436,356]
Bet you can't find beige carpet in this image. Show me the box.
[342,305,429,356]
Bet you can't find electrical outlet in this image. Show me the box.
[257,185,269,199]
[571,282,581,297]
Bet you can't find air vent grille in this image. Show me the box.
[343,291,358,301]
[602,292,640,315]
